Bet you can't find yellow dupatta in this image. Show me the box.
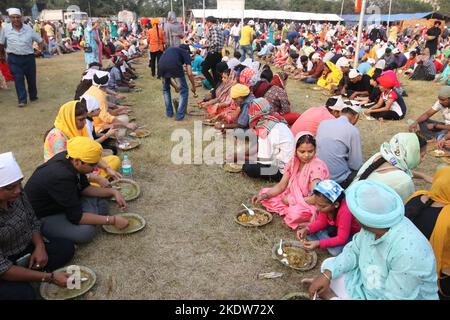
[44,101,89,160]
[406,167,450,295]
[54,101,89,138]
[317,61,343,90]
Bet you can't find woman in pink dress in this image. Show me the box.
[252,131,329,229]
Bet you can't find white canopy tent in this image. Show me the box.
[190,9,344,22]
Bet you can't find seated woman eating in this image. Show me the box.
[273,43,290,69]
[297,180,361,256]
[305,180,439,300]
[83,71,137,135]
[364,73,406,121]
[251,132,329,229]
[352,133,431,203]
[0,152,75,300]
[265,72,301,126]
[239,61,260,90]
[405,167,450,299]
[317,61,343,94]
[242,98,295,182]
[198,62,237,121]
[44,99,122,187]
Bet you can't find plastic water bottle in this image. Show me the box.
[121,155,133,180]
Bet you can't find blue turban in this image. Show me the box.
[345,180,404,229]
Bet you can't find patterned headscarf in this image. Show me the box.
[249,98,286,139]
[239,67,256,86]
[314,180,344,203]
[380,133,421,177]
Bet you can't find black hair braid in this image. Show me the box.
[359,156,387,181]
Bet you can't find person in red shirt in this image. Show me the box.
[297,180,361,256]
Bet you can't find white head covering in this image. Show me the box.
[92,70,110,87]
[375,59,386,70]
[241,58,253,68]
[82,68,98,81]
[0,152,24,188]
[7,8,22,16]
[311,53,321,60]
[251,61,260,72]
[82,95,100,112]
[328,96,346,111]
[343,100,362,113]
[349,69,361,79]
[367,58,376,65]
[336,57,350,68]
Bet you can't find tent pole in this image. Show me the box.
[182,0,186,34]
[203,0,206,26]
[354,0,367,68]
[241,0,245,28]
[339,0,345,24]
[387,0,392,36]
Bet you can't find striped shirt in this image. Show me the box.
[0,23,42,55]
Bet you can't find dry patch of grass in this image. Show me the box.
[0,52,446,299]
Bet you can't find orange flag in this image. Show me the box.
[355,0,362,13]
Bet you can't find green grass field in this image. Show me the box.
[0,51,447,299]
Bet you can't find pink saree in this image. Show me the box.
[259,133,329,229]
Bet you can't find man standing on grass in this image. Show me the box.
[201,16,224,88]
[158,44,196,121]
[239,20,255,62]
[0,8,43,108]
[164,11,184,49]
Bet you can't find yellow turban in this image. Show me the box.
[54,101,89,139]
[151,18,160,25]
[66,137,103,164]
[230,84,250,99]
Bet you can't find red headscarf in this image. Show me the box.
[377,73,397,89]
[271,74,285,90]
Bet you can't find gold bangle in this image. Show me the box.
[106,216,110,225]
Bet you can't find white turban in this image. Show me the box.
[7,8,22,16]
[81,95,100,112]
[92,70,110,87]
[0,152,24,188]
[82,68,98,81]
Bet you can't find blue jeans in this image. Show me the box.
[303,77,318,84]
[240,45,253,62]
[7,53,38,103]
[307,229,350,257]
[162,76,189,121]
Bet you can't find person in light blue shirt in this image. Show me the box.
[305,180,439,300]
[316,103,363,189]
[357,58,376,75]
[191,50,204,76]
[0,8,43,107]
